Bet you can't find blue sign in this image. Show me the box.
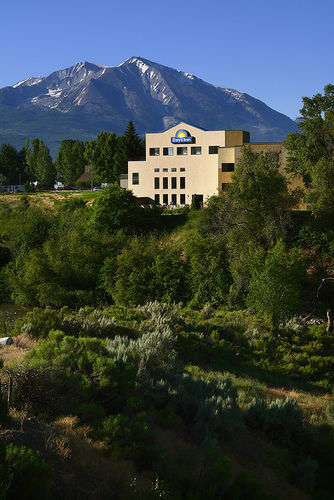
[171,129,194,144]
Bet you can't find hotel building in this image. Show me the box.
[127,122,300,206]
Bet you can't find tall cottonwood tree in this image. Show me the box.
[93,131,119,183]
[204,146,299,249]
[35,141,56,186]
[284,84,334,217]
[55,140,85,184]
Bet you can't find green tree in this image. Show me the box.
[247,240,305,331]
[35,141,56,186]
[111,236,157,305]
[191,194,202,210]
[0,144,26,185]
[284,84,334,217]
[186,235,231,307]
[113,121,144,180]
[26,138,40,178]
[84,139,97,188]
[93,131,119,183]
[222,146,299,249]
[55,139,85,184]
[89,183,142,233]
[201,147,301,304]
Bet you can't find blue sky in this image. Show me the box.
[2,0,333,119]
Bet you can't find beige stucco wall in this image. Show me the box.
[127,123,304,208]
[128,123,249,204]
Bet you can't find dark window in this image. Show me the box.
[163,194,168,205]
[180,177,185,189]
[171,177,177,189]
[171,168,177,172]
[222,163,235,172]
[171,194,177,205]
[149,147,160,156]
[191,146,201,155]
[154,168,159,172]
[163,177,168,189]
[209,146,218,154]
[177,147,187,155]
[221,183,231,191]
[132,172,139,185]
[154,177,160,189]
[180,168,185,172]
[154,194,160,204]
[180,194,185,205]
[163,147,173,156]
[195,194,203,203]
[163,168,168,172]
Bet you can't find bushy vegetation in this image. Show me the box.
[1,87,334,497]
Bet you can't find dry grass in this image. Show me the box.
[51,415,143,499]
[0,334,35,367]
[264,386,333,419]
[0,190,85,209]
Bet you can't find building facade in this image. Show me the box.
[128,122,301,206]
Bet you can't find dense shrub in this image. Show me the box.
[246,397,303,443]
[15,306,118,340]
[0,444,50,499]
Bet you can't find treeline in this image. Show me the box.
[0,85,333,325]
[0,145,331,328]
[0,120,144,187]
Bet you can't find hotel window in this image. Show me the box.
[180,177,185,189]
[163,147,174,156]
[154,168,160,172]
[221,182,231,191]
[171,194,177,205]
[163,168,168,172]
[177,147,187,155]
[163,194,168,205]
[171,177,177,189]
[191,146,202,155]
[154,194,160,204]
[163,177,168,189]
[154,177,160,189]
[222,163,234,172]
[149,147,160,156]
[132,172,139,185]
[209,145,218,154]
[180,168,186,172]
[180,194,185,205]
[171,168,177,172]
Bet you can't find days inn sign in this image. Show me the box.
[171,129,194,144]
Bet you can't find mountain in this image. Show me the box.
[0,57,298,156]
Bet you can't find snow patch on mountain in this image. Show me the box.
[13,76,44,88]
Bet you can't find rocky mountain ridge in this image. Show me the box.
[0,57,298,155]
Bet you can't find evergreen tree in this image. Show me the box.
[191,194,202,210]
[113,136,129,179]
[113,121,144,181]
